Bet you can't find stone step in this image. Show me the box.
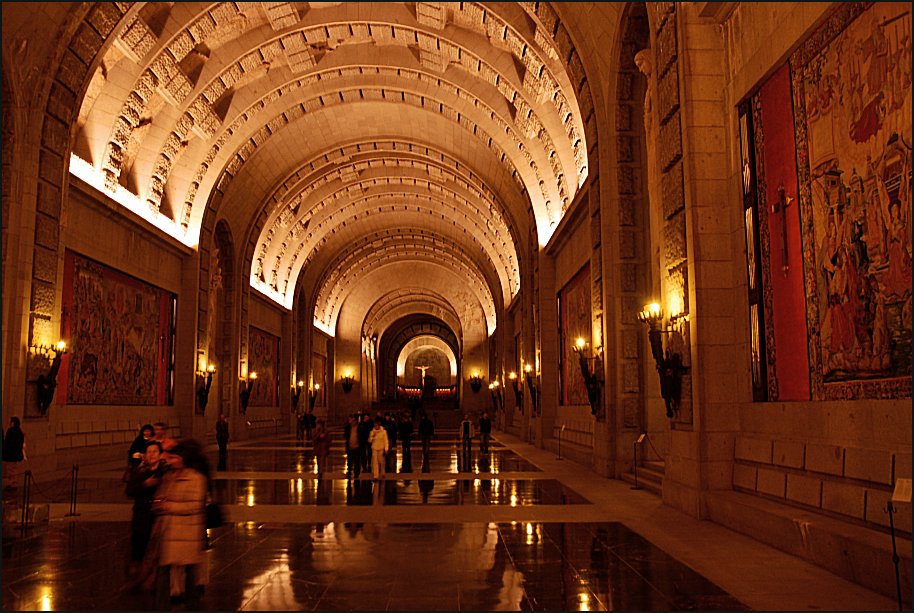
[619,461,664,497]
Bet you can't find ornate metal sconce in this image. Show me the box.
[195,364,215,414]
[488,380,504,412]
[469,372,483,393]
[291,380,304,412]
[508,371,523,407]
[638,302,688,418]
[30,341,67,415]
[239,372,257,414]
[573,338,603,416]
[309,383,320,409]
[340,374,354,394]
[523,363,539,415]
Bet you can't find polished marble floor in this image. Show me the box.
[2,428,899,611]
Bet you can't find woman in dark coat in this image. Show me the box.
[127,424,155,468]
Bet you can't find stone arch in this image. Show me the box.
[379,315,460,401]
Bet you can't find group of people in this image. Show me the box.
[124,422,213,610]
[343,410,436,481]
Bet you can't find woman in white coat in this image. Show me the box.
[367,419,389,481]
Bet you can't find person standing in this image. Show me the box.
[344,415,361,481]
[215,415,229,458]
[151,441,208,610]
[459,414,475,458]
[382,413,398,473]
[357,412,373,472]
[2,417,25,491]
[312,420,332,478]
[153,422,178,452]
[367,420,389,481]
[478,411,492,455]
[126,440,166,581]
[418,412,434,461]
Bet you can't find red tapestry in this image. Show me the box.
[61,251,174,405]
[249,327,279,407]
[559,264,591,406]
[792,2,912,399]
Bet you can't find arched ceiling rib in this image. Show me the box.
[68,1,594,341]
[362,289,463,347]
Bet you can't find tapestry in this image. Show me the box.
[249,327,279,406]
[311,353,325,407]
[61,251,174,405]
[792,2,912,399]
[559,264,591,406]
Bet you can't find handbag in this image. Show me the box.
[205,502,224,529]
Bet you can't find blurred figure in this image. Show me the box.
[153,422,177,452]
[344,415,361,481]
[418,411,435,462]
[382,413,398,473]
[478,411,492,454]
[357,412,373,472]
[126,440,166,582]
[459,414,475,459]
[151,441,208,610]
[215,415,229,458]
[2,417,25,491]
[313,419,331,478]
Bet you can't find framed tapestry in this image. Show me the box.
[60,250,175,405]
[558,264,591,406]
[791,1,912,400]
[249,327,279,407]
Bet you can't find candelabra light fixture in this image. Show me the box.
[196,363,216,414]
[469,371,483,393]
[309,383,320,409]
[292,380,304,412]
[523,363,539,414]
[340,372,354,393]
[488,380,504,412]
[30,340,68,415]
[637,301,688,417]
[239,371,257,414]
[508,371,523,407]
[573,337,603,415]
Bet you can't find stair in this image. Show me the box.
[619,460,664,496]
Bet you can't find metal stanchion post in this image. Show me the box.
[631,438,642,490]
[20,470,32,530]
[65,464,80,517]
[557,424,565,460]
[887,500,903,611]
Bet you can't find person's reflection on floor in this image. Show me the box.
[418,457,434,503]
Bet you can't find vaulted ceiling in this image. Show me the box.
[67,1,593,338]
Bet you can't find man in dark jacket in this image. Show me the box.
[343,415,361,481]
[357,412,373,472]
[397,412,414,472]
[2,417,25,491]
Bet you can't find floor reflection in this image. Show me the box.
[210,478,589,506]
[2,522,747,611]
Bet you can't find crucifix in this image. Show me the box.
[771,184,793,276]
[415,365,429,388]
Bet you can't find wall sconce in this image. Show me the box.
[508,371,523,407]
[523,363,539,415]
[469,372,483,393]
[196,364,215,414]
[637,302,688,418]
[340,373,354,394]
[573,338,603,416]
[488,380,504,412]
[31,341,67,415]
[309,383,320,409]
[291,380,304,412]
[239,372,257,414]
